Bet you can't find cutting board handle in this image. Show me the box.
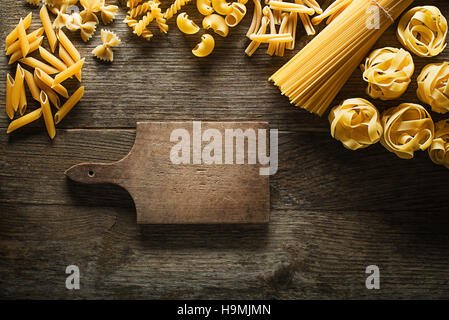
[65,162,121,185]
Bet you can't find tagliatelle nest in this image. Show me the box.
[328,98,383,151]
[397,6,448,58]
[429,119,449,169]
[361,47,415,101]
[381,103,435,159]
[417,62,449,114]
[92,29,121,61]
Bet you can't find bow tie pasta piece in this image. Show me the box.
[417,62,449,114]
[92,29,121,62]
[429,119,449,169]
[381,103,434,159]
[397,6,448,58]
[328,98,383,151]
[99,3,118,25]
[361,47,414,100]
[80,0,102,24]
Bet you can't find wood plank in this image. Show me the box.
[65,122,270,224]
[1,204,449,299]
[0,1,448,132]
[2,129,449,213]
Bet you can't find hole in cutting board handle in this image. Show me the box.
[88,170,95,177]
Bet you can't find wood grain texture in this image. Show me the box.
[65,122,270,224]
[1,0,449,299]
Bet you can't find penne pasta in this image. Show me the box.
[6,27,44,55]
[58,45,81,82]
[11,64,25,112]
[40,91,56,139]
[17,18,31,58]
[58,29,80,62]
[19,84,27,116]
[23,69,41,101]
[39,46,67,72]
[6,74,15,119]
[9,36,43,64]
[34,68,69,98]
[40,5,57,52]
[53,58,85,86]
[5,13,32,47]
[55,86,84,124]
[20,57,59,75]
[7,108,43,134]
[33,72,61,109]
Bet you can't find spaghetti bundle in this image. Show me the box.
[270,0,414,116]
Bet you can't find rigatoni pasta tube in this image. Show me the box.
[55,86,84,124]
[20,57,59,75]
[40,91,56,139]
[23,69,41,101]
[35,68,69,98]
[7,108,43,134]
[5,13,32,47]
[5,74,15,119]
[11,64,25,112]
[58,44,81,82]
[39,46,67,72]
[58,29,81,62]
[40,5,57,52]
[53,58,85,86]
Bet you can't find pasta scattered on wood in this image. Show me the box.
[381,103,434,160]
[270,0,414,116]
[92,29,121,62]
[4,12,86,138]
[361,47,415,101]
[417,62,449,114]
[429,119,449,169]
[397,6,448,58]
[328,98,383,151]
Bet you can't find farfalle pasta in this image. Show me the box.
[381,103,434,159]
[429,119,449,169]
[361,47,414,100]
[328,98,383,151]
[92,29,121,62]
[417,62,449,114]
[397,6,448,58]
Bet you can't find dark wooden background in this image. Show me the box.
[1,0,449,299]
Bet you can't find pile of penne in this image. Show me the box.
[5,9,85,139]
[245,0,353,56]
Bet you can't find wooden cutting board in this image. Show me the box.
[65,121,271,224]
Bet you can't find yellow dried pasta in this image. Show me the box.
[361,47,414,100]
[381,103,434,159]
[428,119,449,169]
[92,29,121,62]
[417,62,449,114]
[397,6,448,58]
[328,98,383,150]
